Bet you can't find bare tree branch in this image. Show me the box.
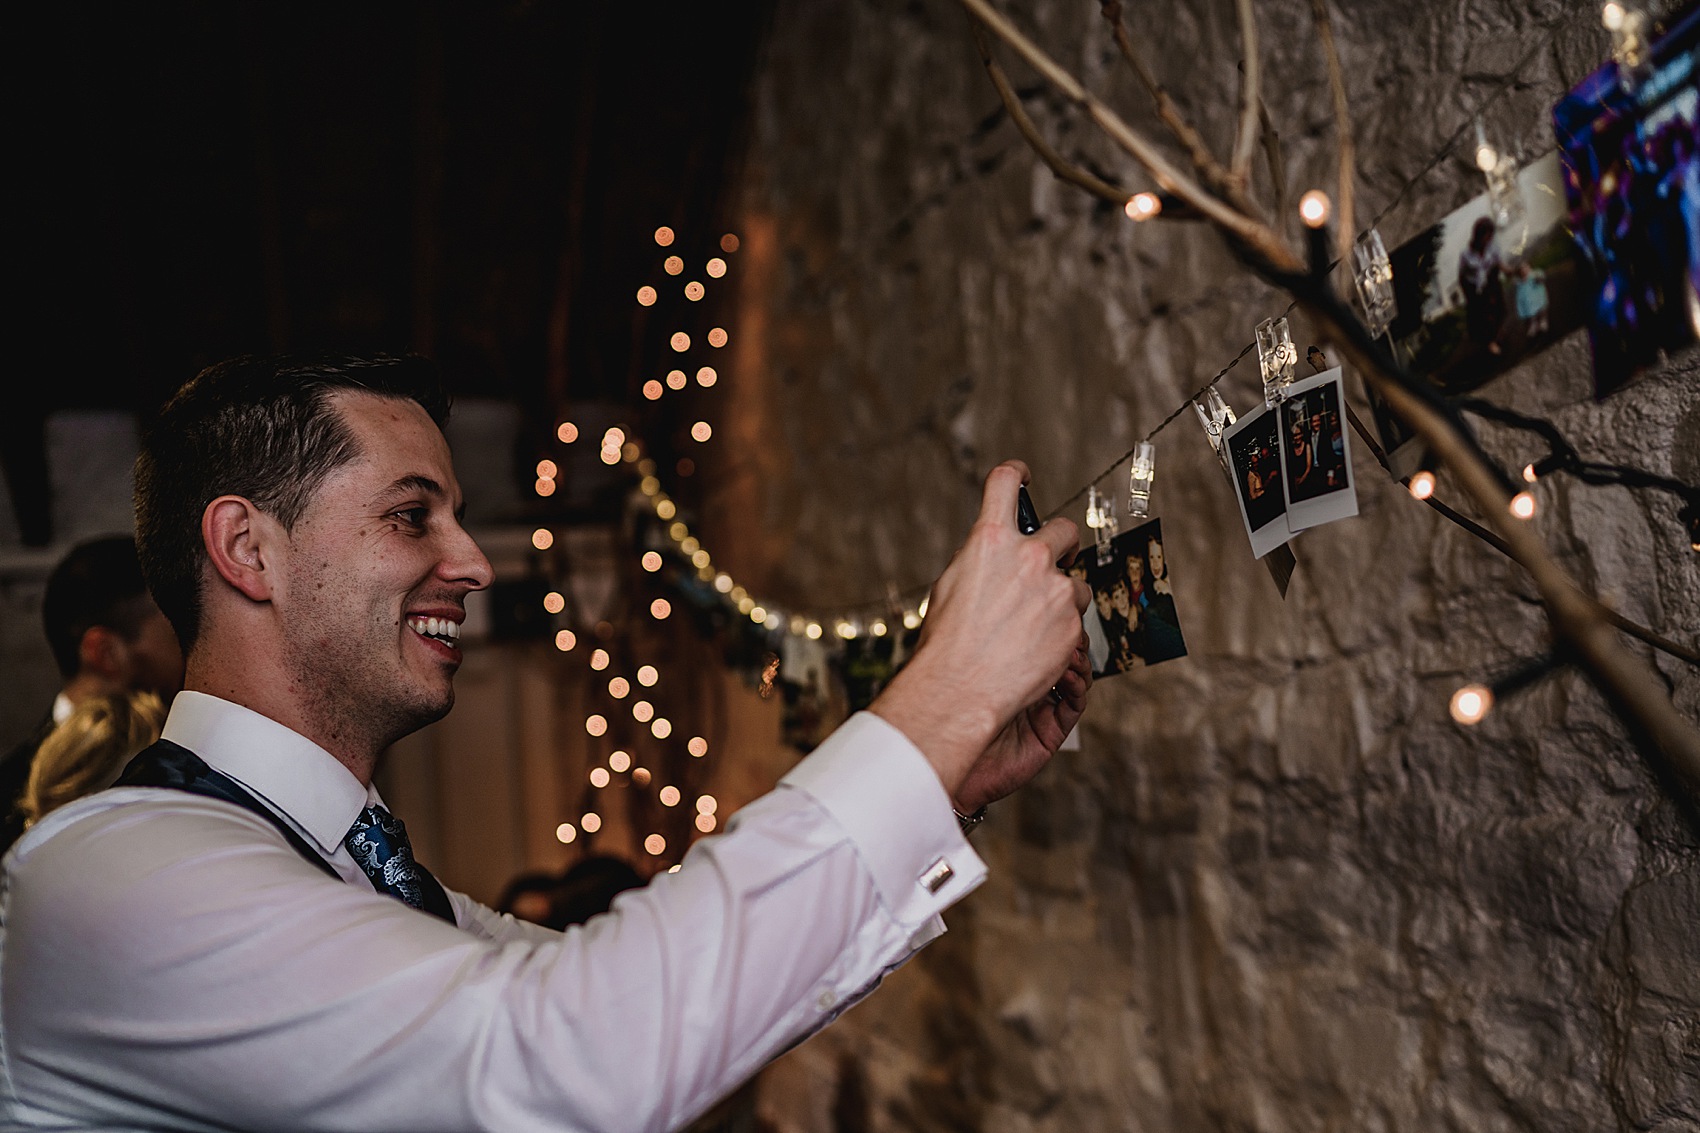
[957,0,1286,255]
[1096,0,1262,218]
[1259,97,1286,223]
[1231,0,1262,181]
[958,0,1700,800]
[972,23,1129,203]
[1310,0,1355,262]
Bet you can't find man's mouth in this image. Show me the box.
[407,615,462,646]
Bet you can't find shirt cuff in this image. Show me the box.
[780,711,987,927]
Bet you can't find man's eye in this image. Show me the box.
[393,507,429,528]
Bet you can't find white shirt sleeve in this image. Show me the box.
[0,712,985,1133]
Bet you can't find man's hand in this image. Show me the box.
[869,461,1091,807]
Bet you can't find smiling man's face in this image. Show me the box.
[273,391,492,752]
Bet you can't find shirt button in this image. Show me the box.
[817,990,836,1011]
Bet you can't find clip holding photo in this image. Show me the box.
[1351,229,1397,341]
[1086,485,1118,566]
[1256,316,1298,408]
[1127,442,1156,519]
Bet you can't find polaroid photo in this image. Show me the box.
[1278,367,1359,531]
[1223,404,1294,560]
[1072,517,1187,678]
[1554,6,1700,398]
[1385,150,1586,399]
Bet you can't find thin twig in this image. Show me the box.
[1231,0,1262,182]
[1096,0,1261,218]
[1309,0,1355,262]
[1259,98,1286,223]
[972,23,1129,203]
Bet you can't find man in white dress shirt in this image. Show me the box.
[0,355,1091,1131]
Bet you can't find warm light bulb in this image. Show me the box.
[640,476,660,496]
[707,327,728,348]
[696,366,717,387]
[680,536,698,554]
[805,622,822,640]
[535,477,556,497]
[600,447,620,465]
[650,598,671,619]
[659,785,680,807]
[651,718,672,739]
[536,459,558,479]
[543,591,566,614]
[1124,192,1161,221]
[1509,491,1537,520]
[636,286,657,307]
[532,528,555,550]
[637,665,658,686]
[585,714,607,737]
[1299,190,1331,228]
[554,629,576,652]
[1522,463,1538,483]
[684,281,705,301]
[691,421,713,442]
[664,255,684,275]
[555,822,577,844]
[641,551,663,572]
[747,606,765,623]
[666,369,687,390]
[581,812,602,833]
[764,611,783,630]
[903,611,921,630]
[589,767,610,788]
[713,573,733,594]
[609,750,631,773]
[696,795,718,815]
[720,233,740,253]
[654,226,675,247]
[870,619,887,637]
[608,676,630,698]
[688,736,708,757]
[691,549,710,568]
[590,649,610,670]
[706,257,727,278]
[557,421,579,443]
[622,442,639,462]
[836,620,856,639]
[695,813,717,834]
[1602,2,1625,31]
[643,380,663,400]
[1449,684,1493,725]
[631,767,651,787]
[669,521,689,541]
[645,834,666,856]
[670,332,691,352]
[1475,144,1499,173]
[656,499,677,520]
[1408,471,1436,500]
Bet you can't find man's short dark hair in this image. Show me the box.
[42,536,155,679]
[134,355,450,650]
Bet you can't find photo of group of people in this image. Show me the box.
[1070,518,1187,678]
[1223,367,1359,557]
[1554,5,1699,397]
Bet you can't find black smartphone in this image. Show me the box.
[1017,485,1042,535]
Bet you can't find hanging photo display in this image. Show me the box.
[1279,368,1359,530]
[1553,5,1700,398]
[1071,518,1187,678]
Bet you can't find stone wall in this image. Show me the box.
[725,1,1700,1129]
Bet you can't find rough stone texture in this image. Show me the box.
[720,1,1700,1130]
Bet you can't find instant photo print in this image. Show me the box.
[1385,151,1586,396]
[1076,518,1187,678]
[1278,367,1359,530]
[1554,5,1700,398]
[1223,404,1294,560]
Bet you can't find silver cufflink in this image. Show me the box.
[919,857,954,894]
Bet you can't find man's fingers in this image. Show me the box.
[1034,516,1080,567]
[976,460,1032,528]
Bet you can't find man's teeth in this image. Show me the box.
[408,616,461,642]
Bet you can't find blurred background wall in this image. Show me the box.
[2,2,1695,1130]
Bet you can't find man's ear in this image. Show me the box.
[202,496,279,603]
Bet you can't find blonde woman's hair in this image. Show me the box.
[21,691,166,827]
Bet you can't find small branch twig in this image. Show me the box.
[1096,0,1262,219]
[1309,0,1355,262]
[1231,0,1262,182]
[1259,98,1287,222]
[972,23,1129,203]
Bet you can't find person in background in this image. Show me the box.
[19,691,166,829]
[0,536,183,854]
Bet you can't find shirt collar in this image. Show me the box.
[159,691,376,856]
[52,692,75,725]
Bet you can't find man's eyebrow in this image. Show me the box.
[373,474,467,519]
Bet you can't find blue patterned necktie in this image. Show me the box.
[345,805,429,911]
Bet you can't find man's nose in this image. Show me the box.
[440,522,494,591]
